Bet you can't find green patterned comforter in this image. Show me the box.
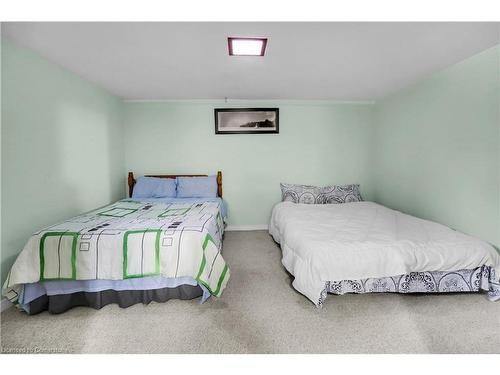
[3,199,229,305]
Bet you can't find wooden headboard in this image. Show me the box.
[128,171,223,198]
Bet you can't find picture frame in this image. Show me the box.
[214,108,279,134]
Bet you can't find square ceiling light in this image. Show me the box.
[228,37,268,56]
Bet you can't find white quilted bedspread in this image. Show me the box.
[269,201,500,305]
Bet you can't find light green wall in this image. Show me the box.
[374,46,500,247]
[123,101,375,226]
[1,39,125,283]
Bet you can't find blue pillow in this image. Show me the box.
[176,176,218,198]
[152,178,177,198]
[133,177,176,198]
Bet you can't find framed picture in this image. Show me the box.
[214,108,279,134]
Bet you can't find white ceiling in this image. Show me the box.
[2,22,499,100]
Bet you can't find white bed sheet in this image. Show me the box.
[269,201,500,305]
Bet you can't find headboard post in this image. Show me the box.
[217,171,223,198]
[128,172,135,198]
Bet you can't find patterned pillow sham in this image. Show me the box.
[317,184,363,204]
[280,183,363,204]
[280,183,322,204]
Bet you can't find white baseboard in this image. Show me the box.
[1,298,13,312]
[225,224,268,231]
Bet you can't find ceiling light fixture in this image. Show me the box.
[228,37,268,56]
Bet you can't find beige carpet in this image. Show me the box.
[1,230,499,354]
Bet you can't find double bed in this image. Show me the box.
[3,171,230,314]
[269,200,500,306]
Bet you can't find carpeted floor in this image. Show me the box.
[1,230,499,354]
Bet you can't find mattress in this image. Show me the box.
[269,201,500,305]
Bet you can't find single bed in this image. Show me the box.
[3,171,230,314]
[269,201,500,306]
